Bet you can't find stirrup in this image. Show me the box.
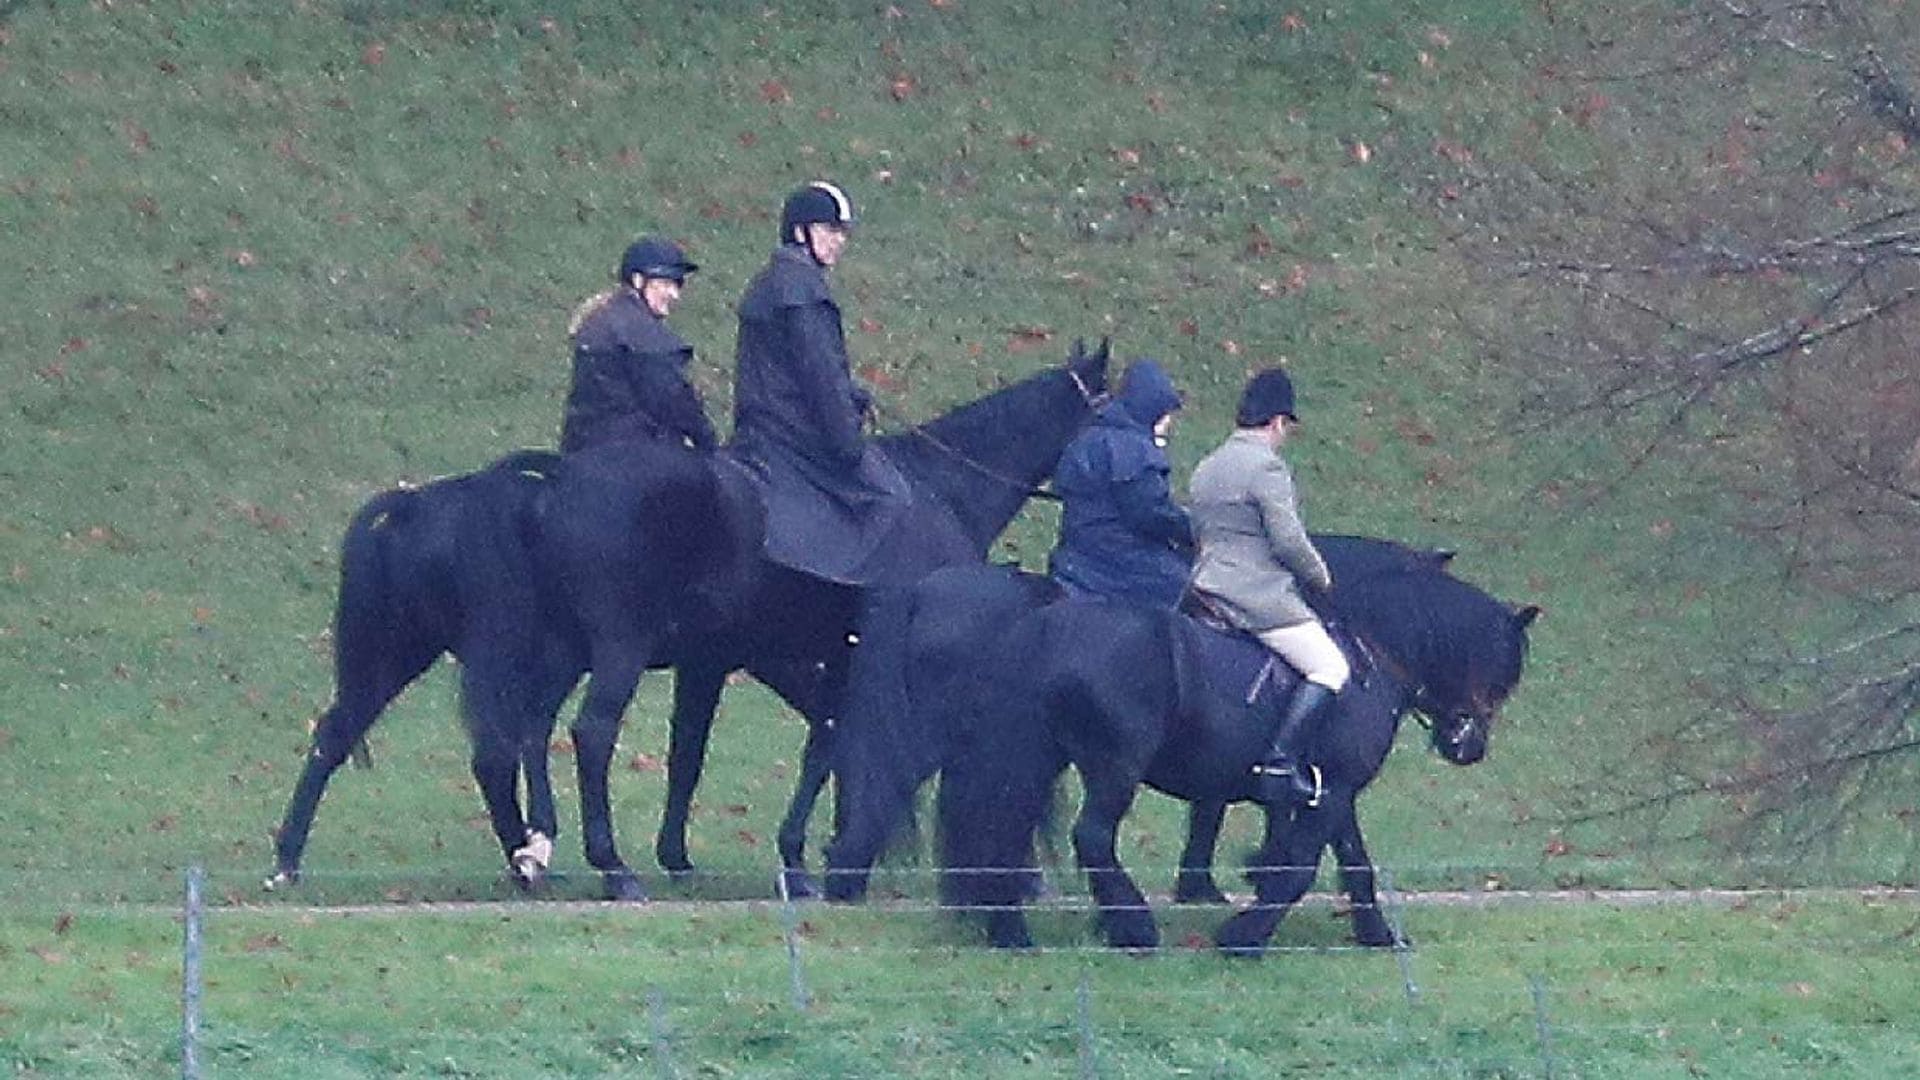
[1252,761,1323,809]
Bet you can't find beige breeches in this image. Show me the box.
[1256,620,1351,691]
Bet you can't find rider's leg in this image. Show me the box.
[1252,619,1351,807]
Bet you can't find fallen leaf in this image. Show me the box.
[759,79,792,104]
[361,41,386,67]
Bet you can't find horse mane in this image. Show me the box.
[1331,568,1530,708]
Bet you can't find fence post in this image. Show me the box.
[1376,866,1421,1008]
[1076,970,1098,1080]
[647,986,678,1080]
[180,864,205,1080]
[776,870,812,1011]
[1529,974,1558,1080]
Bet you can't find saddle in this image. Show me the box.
[1177,594,1370,716]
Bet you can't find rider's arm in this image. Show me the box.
[1251,460,1332,592]
[781,302,865,467]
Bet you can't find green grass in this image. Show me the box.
[2,0,1912,1073]
[5,895,1917,1077]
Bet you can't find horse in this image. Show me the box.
[269,340,1112,900]
[821,534,1455,905]
[921,560,1536,953]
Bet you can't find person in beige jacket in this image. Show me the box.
[1188,368,1350,806]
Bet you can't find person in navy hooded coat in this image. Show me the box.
[1045,359,1195,608]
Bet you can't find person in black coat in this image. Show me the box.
[560,236,718,453]
[731,181,961,585]
[1046,358,1195,608]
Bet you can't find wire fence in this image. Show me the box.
[86,858,1912,1079]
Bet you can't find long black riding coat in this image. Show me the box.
[561,288,719,453]
[731,245,962,586]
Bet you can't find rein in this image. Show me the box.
[872,364,1109,503]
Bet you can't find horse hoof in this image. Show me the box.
[510,832,554,889]
[1102,910,1161,952]
[1214,913,1272,957]
[604,872,649,903]
[263,869,299,892]
[779,869,821,902]
[822,870,870,904]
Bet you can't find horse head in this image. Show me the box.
[1336,568,1540,767]
[1413,601,1540,765]
[1064,336,1113,410]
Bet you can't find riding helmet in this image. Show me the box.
[618,236,699,285]
[780,180,857,243]
[1235,367,1299,427]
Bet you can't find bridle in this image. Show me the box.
[875,360,1109,502]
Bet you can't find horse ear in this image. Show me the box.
[1426,548,1456,569]
[1512,604,1542,628]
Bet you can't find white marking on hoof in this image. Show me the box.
[264,871,293,892]
[511,831,554,883]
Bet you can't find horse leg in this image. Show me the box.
[655,661,725,879]
[1071,771,1157,951]
[509,662,579,889]
[775,717,832,900]
[1324,791,1400,947]
[1215,801,1327,957]
[1174,799,1232,905]
[268,648,437,889]
[572,649,651,902]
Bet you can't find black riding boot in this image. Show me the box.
[1253,682,1335,808]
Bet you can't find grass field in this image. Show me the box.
[3,0,1915,1075]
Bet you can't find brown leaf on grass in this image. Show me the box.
[361,42,387,67]
[737,130,758,148]
[735,830,760,847]
[1011,131,1040,150]
[1285,263,1309,291]
[1543,835,1573,857]
[549,736,574,754]
[1144,91,1168,114]
[121,120,152,155]
[1245,223,1275,257]
[723,803,751,817]
[1177,318,1199,337]
[29,946,65,965]
[627,752,663,773]
[243,933,286,953]
[857,317,884,334]
[759,79,792,104]
[149,814,177,833]
[53,913,73,936]
[1281,12,1306,32]
[131,195,159,218]
[888,74,917,101]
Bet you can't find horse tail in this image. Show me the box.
[823,582,926,899]
[326,485,447,768]
[936,612,1064,913]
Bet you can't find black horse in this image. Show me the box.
[269,341,1111,900]
[821,535,1454,905]
[871,558,1535,953]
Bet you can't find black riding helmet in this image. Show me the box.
[1236,367,1299,427]
[619,236,699,285]
[780,180,857,244]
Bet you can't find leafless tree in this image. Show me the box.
[1430,0,1919,872]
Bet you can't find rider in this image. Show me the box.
[732,181,951,585]
[561,236,718,453]
[1187,367,1349,806]
[1046,359,1194,608]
